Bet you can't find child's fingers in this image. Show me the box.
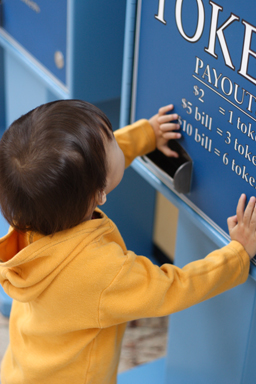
[249,204,256,229]
[158,113,179,124]
[236,194,246,223]
[160,122,181,133]
[227,215,238,232]
[162,131,182,140]
[158,104,174,116]
[243,196,256,226]
[160,145,179,158]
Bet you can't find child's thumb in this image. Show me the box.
[227,215,238,232]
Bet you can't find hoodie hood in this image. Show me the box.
[0,210,108,303]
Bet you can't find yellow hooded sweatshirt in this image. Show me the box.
[0,120,250,384]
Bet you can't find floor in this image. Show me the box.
[118,316,169,373]
[0,312,168,381]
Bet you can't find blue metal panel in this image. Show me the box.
[118,358,165,384]
[1,0,67,84]
[132,0,256,236]
[241,290,256,383]
[165,209,256,383]
[120,0,138,127]
[103,165,156,258]
[0,46,9,240]
[70,0,126,103]
[0,31,69,99]
[0,46,5,135]
[0,0,127,102]
[132,157,256,277]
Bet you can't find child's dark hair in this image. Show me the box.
[0,99,113,235]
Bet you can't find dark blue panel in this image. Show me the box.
[0,46,7,238]
[134,0,256,235]
[71,0,126,103]
[103,166,156,258]
[2,0,67,84]
[0,45,5,134]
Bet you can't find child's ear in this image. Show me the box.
[97,190,107,206]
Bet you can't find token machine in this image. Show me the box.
[119,0,256,383]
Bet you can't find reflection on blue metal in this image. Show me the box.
[2,0,67,84]
[120,0,138,128]
[0,286,12,318]
[118,358,165,384]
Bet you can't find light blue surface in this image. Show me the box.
[118,358,165,384]
[4,51,51,126]
[241,290,256,383]
[165,209,256,384]
[0,33,69,100]
[0,286,12,318]
[0,215,11,318]
[0,214,9,237]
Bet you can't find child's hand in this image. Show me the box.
[227,194,256,259]
[149,104,181,157]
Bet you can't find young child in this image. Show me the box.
[0,99,255,384]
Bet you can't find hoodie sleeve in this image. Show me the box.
[114,119,156,168]
[98,241,250,327]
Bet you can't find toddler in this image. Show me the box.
[0,99,255,384]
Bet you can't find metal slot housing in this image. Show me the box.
[140,140,193,194]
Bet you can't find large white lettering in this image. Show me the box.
[155,0,256,86]
[20,0,40,13]
[204,1,239,69]
[175,0,205,42]
[238,20,256,85]
[155,0,167,25]
[194,56,256,113]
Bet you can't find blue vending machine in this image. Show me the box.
[119,0,256,383]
